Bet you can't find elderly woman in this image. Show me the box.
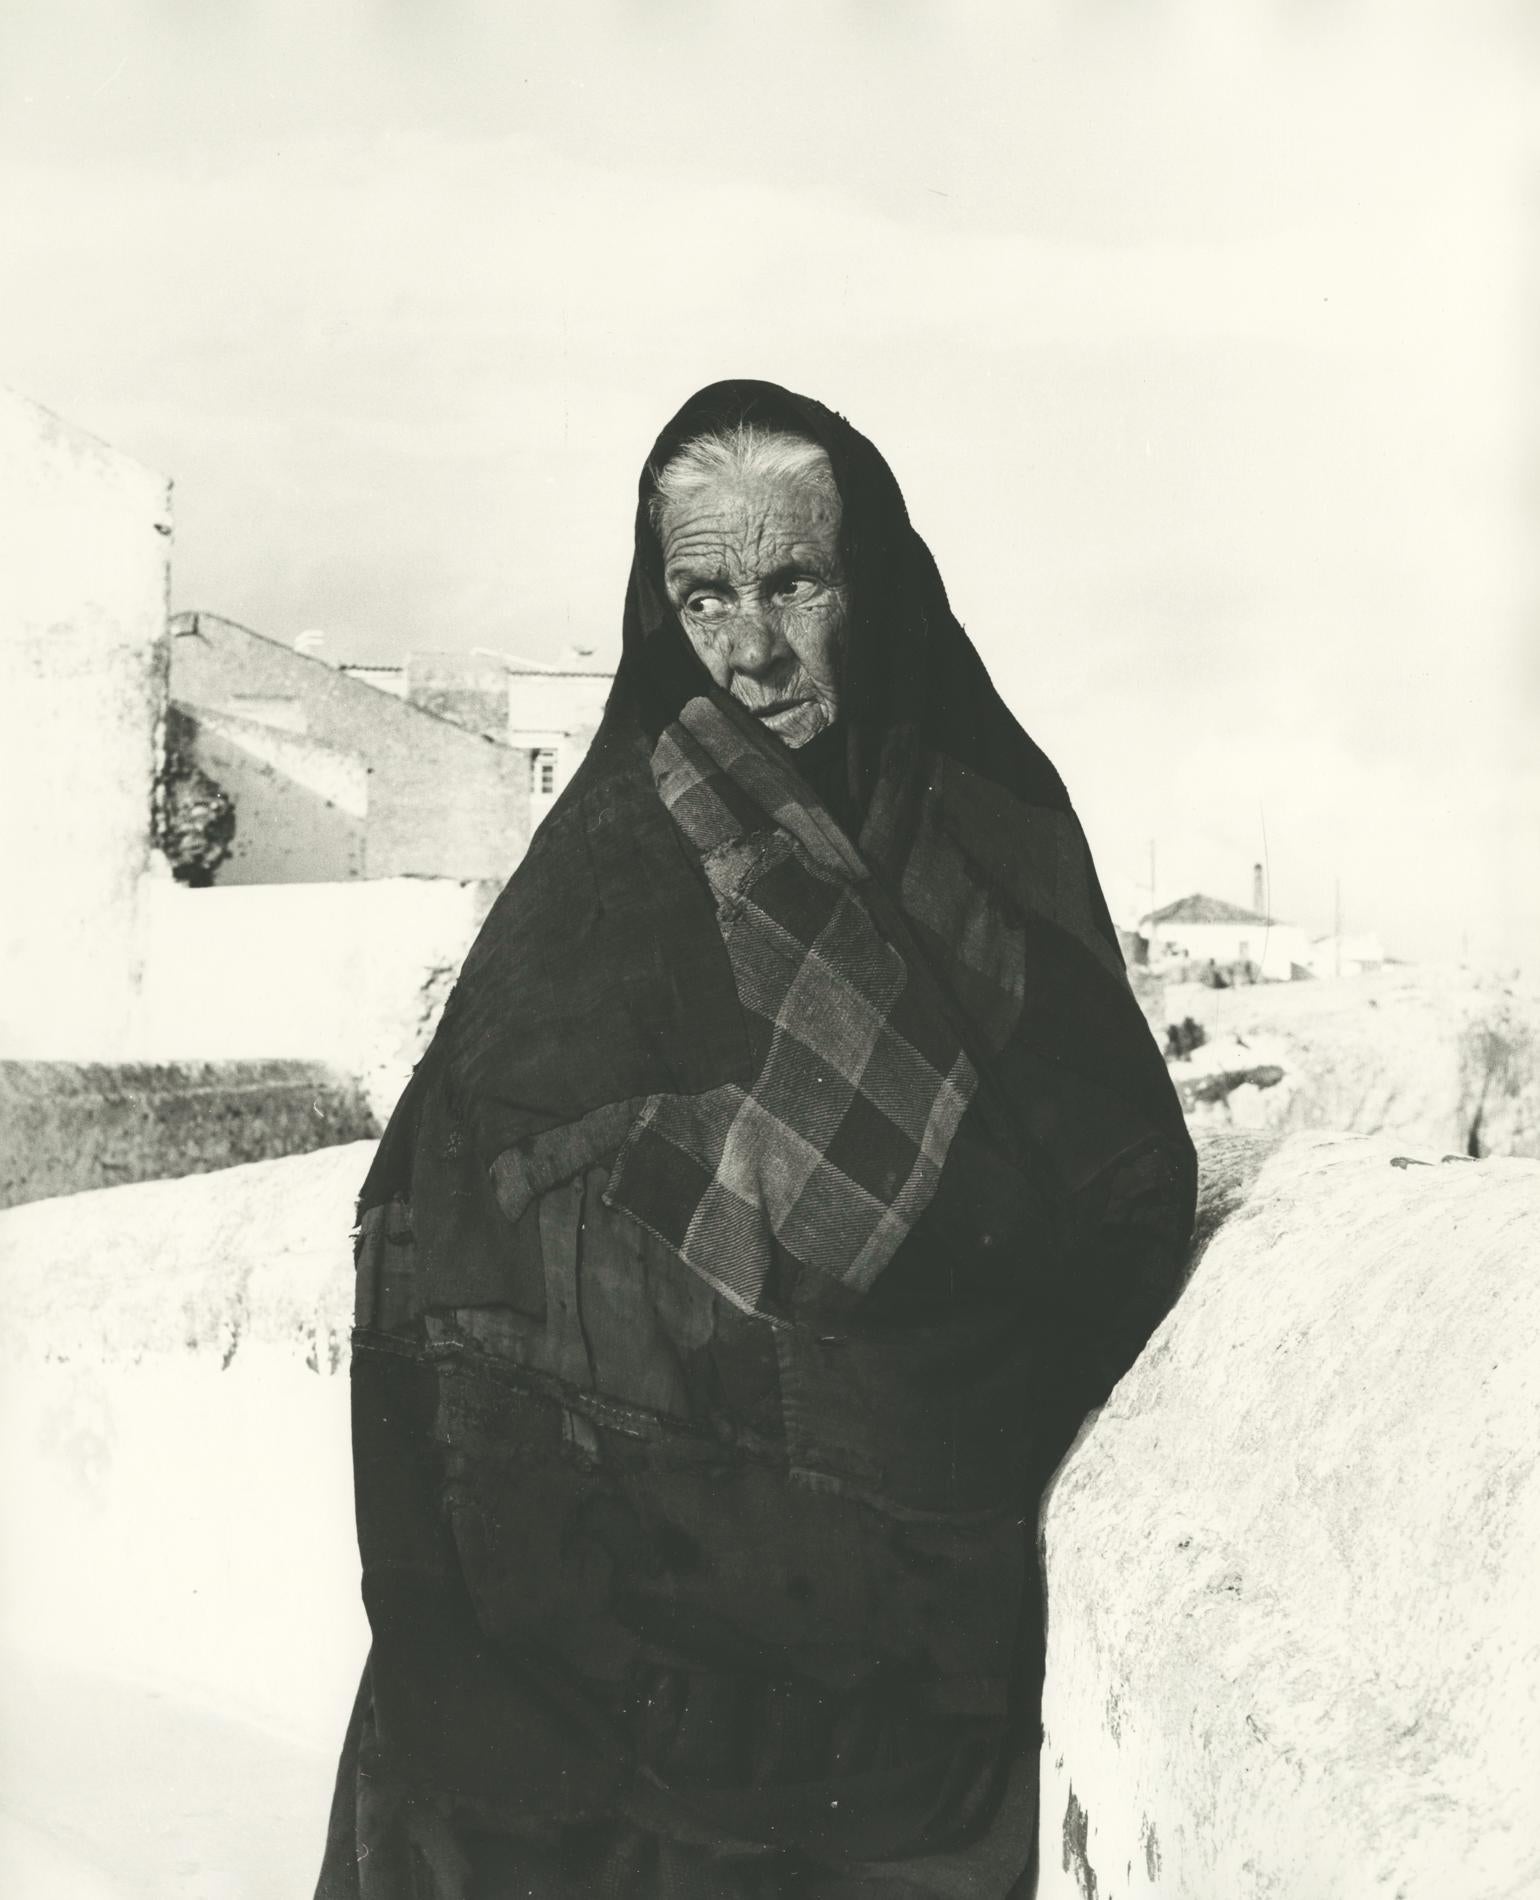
[316,381,1194,1898]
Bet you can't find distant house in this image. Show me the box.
[1140,893,1312,983]
[340,648,613,828]
[398,651,512,742]
[1305,932,1386,978]
[504,659,612,824]
[170,613,531,885]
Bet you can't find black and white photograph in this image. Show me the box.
[1,5,1536,1895]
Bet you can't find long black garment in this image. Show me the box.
[316,382,1196,1898]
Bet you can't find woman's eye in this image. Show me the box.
[774,577,818,603]
[687,594,729,619]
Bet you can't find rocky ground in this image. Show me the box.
[1154,964,1540,1160]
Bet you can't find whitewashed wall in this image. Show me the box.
[1151,918,1312,982]
[0,387,171,1057]
[127,874,493,1118]
[1038,1132,1540,1899]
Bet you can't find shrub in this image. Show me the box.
[155,707,235,886]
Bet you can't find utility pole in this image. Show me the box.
[1334,878,1343,978]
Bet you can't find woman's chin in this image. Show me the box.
[756,700,831,748]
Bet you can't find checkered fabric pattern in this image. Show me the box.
[605,699,978,1316]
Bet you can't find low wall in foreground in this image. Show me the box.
[1038,1131,1540,1899]
[0,1059,377,1209]
[0,1131,1533,1894]
[0,1144,373,1895]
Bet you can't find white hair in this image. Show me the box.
[648,424,838,535]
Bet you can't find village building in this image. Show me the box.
[1305,932,1387,978]
[1140,893,1314,983]
[170,613,530,884]
[341,647,613,827]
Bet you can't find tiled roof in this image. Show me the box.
[1147,893,1276,927]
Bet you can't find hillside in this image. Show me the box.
[1156,964,1539,1159]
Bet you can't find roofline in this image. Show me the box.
[1138,892,1289,928]
[470,645,612,675]
[169,610,516,747]
[4,381,172,493]
[339,660,614,680]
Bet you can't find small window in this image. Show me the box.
[531,748,558,796]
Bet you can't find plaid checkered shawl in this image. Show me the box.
[605,697,981,1317]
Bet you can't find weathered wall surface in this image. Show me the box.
[0,1059,377,1208]
[127,873,496,1118]
[0,388,170,1056]
[1038,1131,1540,1899]
[170,611,531,882]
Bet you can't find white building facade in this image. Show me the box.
[1141,895,1312,983]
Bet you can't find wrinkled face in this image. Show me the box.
[659,468,848,748]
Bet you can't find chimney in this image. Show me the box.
[1252,862,1265,916]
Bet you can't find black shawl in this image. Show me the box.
[323,381,1195,1897]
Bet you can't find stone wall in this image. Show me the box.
[0,1059,377,1208]
[0,387,171,1056]
[1038,1129,1540,1898]
[170,611,531,882]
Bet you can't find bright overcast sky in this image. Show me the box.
[2,1,1536,970]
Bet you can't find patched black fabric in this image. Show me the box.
[321,381,1197,1900]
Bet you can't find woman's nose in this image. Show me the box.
[726,603,782,676]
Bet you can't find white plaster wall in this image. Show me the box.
[1151,920,1310,981]
[127,874,493,1117]
[506,669,612,738]
[0,1145,370,1895]
[0,388,171,1056]
[508,668,610,809]
[1037,1132,1540,1899]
